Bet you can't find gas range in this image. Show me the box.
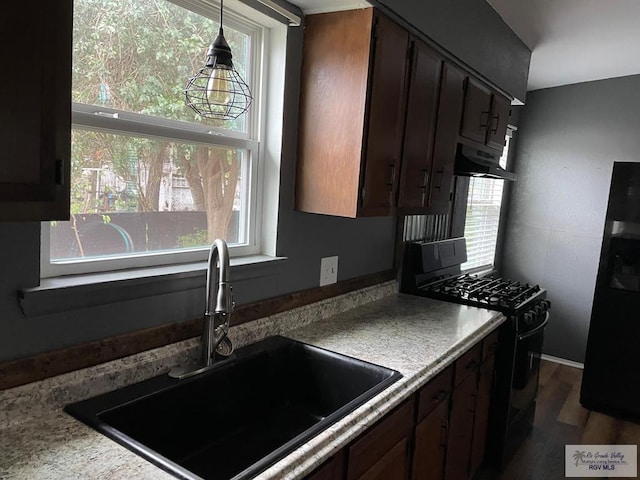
[401,237,551,470]
[402,238,550,333]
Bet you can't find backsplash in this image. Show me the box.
[403,214,450,242]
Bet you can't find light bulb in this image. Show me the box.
[207,67,232,106]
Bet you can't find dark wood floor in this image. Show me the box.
[478,360,640,480]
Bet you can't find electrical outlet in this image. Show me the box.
[320,256,338,286]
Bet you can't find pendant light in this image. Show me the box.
[185,0,252,120]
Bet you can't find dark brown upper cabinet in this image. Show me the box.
[427,63,466,214]
[397,39,443,213]
[485,94,511,151]
[296,8,409,218]
[460,77,511,154]
[0,0,71,221]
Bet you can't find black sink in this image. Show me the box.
[66,335,402,480]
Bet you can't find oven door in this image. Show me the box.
[510,312,549,423]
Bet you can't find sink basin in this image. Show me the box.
[66,335,402,480]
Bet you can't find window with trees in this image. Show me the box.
[42,0,271,277]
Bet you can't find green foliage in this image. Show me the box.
[69,0,250,226]
[177,229,209,248]
[72,0,249,126]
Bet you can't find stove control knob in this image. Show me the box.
[524,312,533,325]
[541,300,551,310]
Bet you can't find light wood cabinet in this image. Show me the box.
[296,8,409,217]
[0,0,71,221]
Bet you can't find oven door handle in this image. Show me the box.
[517,312,549,341]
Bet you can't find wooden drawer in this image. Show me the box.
[454,342,482,387]
[417,365,454,422]
[482,329,499,361]
[347,399,414,480]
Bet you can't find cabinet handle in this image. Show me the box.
[466,359,480,371]
[386,163,396,191]
[431,390,449,403]
[55,159,63,186]
[479,111,490,128]
[491,114,500,134]
[433,168,444,190]
[440,420,449,447]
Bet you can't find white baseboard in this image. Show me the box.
[541,353,584,370]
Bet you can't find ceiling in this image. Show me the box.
[487,0,640,91]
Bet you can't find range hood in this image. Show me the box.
[454,144,516,181]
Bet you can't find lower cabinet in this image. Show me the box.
[347,400,414,480]
[445,370,478,479]
[412,396,449,479]
[304,330,499,480]
[306,452,345,480]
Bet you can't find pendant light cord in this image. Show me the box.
[220,0,224,32]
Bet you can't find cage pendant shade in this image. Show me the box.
[185,25,253,120]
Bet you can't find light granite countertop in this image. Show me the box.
[0,289,505,480]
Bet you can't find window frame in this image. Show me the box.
[41,0,276,279]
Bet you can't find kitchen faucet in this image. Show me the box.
[169,238,234,379]
[201,238,234,366]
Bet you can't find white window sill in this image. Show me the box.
[19,255,287,317]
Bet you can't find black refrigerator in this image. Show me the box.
[581,162,640,419]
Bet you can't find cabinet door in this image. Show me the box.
[459,78,492,145]
[428,64,465,214]
[0,0,71,221]
[296,9,374,217]
[485,94,511,151]
[358,438,409,480]
[306,451,345,480]
[397,39,442,212]
[445,373,478,480]
[412,400,449,480]
[360,13,409,215]
[469,352,496,477]
[347,400,413,480]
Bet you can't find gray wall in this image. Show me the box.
[500,75,640,363]
[0,3,529,363]
[378,0,531,102]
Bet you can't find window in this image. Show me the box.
[461,132,511,271]
[42,0,284,278]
